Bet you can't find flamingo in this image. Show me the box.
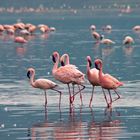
[14,36,27,44]
[90,25,96,31]
[60,53,85,105]
[92,31,101,42]
[94,59,123,107]
[52,51,85,104]
[123,36,134,45]
[100,35,115,45]
[86,56,101,107]
[27,68,62,107]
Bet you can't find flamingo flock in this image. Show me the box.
[0,22,56,44]
[27,51,123,108]
[26,23,140,109]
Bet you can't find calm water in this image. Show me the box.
[0,1,140,139]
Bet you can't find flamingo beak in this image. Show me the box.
[61,60,65,66]
[95,63,100,70]
[27,71,31,79]
[52,55,56,63]
[88,59,92,67]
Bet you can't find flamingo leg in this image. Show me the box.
[112,89,120,102]
[71,85,85,103]
[102,88,110,107]
[108,89,112,105]
[72,84,75,102]
[51,88,62,108]
[67,84,73,104]
[44,90,47,106]
[89,86,95,108]
[78,85,83,105]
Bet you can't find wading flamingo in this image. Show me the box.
[92,31,101,42]
[52,51,85,104]
[94,59,123,107]
[100,35,115,45]
[14,36,27,44]
[27,68,62,107]
[86,56,101,107]
[60,53,85,105]
[123,36,134,45]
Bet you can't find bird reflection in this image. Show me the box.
[16,45,27,56]
[88,107,121,140]
[28,106,122,140]
[101,46,115,58]
[123,45,134,56]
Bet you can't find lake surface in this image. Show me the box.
[0,1,140,139]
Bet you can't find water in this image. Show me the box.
[0,0,140,139]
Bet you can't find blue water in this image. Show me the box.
[0,1,140,139]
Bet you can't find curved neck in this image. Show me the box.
[98,62,103,80]
[52,53,60,74]
[30,71,36,87]
[64,54,70,65]
[86,60,91,75]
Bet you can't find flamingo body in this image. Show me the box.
[14,36,27,43]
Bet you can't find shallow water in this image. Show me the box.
[0,1,140,140]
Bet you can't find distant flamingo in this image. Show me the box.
[123,36,134,45]
[94,59,123,107]
[60,53,85,105]
[90,25,96,31]
[100,35,115,45]
[52,51,85,104]
[27,68,62,107]
[92,31,101,42]
[14,36,27,44]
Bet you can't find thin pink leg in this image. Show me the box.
[112,89,120,102]
[89,86,95,107]
[78,85,83,105]
[108,89,112,105]
[102,88,110,107]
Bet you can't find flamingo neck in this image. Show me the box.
[52,53,60,74]
[30,71,36,88]
[86,60,91,75]
[98,63,103,81]
[65,54,70,65]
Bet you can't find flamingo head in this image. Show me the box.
[52,51,59,63]
[87,56,92,67]
[94,59,102,70]
[60,54,68,66]
[27,68,34,79]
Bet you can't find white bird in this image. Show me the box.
[27,68,62,107]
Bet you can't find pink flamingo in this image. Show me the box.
[86,56,101,107]
[27,68,62,107]
[52,51,85,104]
[94,59,123,107]
[60,53,85,104]
[14,36,27,44]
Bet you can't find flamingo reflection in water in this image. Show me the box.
[88,107,122,140]
[27,68,62,108]
[60,53,85,105]
[28,106,121,140]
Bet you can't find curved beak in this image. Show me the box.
[52,55,56,63]
[95,63,100,70]
[61,60,65,66]
[27,71,30,79]
[88,59,92,67]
